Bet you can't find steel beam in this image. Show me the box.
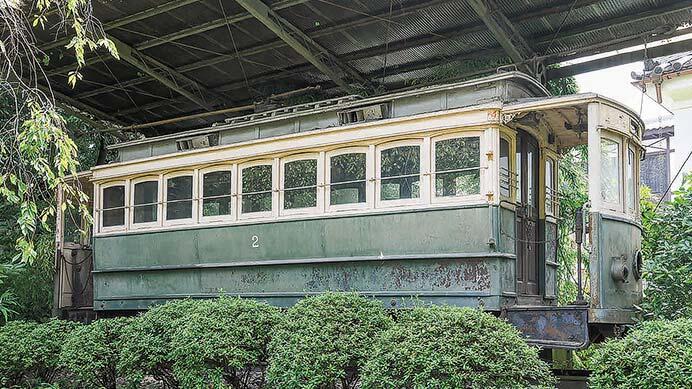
[234,0,368,94]
[108,36,223,111]
[467,0,535,73]
[41,0,202,51]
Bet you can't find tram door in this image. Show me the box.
[515,130,539,296]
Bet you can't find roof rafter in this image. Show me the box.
[41,0,202,51]
[467,0,535,74]
[72,0,588,100]
[234,0,370,94]
[106,36,223,112]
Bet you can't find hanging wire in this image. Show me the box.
[218,0,253,100]
[542,0,578,56]
[380,0,394,84]
[654,149,692,212]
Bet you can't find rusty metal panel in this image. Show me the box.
[505,306,589,349]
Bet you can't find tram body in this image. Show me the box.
[56,72,643,347]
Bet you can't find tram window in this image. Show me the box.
[545,158,555,216]
[283,158,317,210]
[499,138,510,198]
[627,147,636,212]
[102,185,125,227]
[434,136,480,197]
[165,175,193,220]
[241,164,273,214]
[202,170,232,217]
[380,145,420,201]
[133,180,158,224]
[330,153,366,205]
[600,138,620,205]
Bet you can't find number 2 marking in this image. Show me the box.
[251,235,259,248]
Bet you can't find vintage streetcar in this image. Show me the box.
[55,72,643,349]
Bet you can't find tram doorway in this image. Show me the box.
[516,130,540,296]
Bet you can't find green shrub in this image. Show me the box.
[267,293,393,389]
[0,319,78,387]
[361,306,555,389]
[590,319,692,388]
[0,320,38,386]
[641,178,692,319]
[169,298,281,388]
[118,299,200,388]
[59,317,131,389]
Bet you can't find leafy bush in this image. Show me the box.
[169,298,280,388]
[0,319,78,387]
[118,299,201,388]
[267,293,393,388]
[640,177,692,319]
[59,317,131,389]
[360,306,555,389]
[590,319,692,388]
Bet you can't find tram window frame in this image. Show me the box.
[626,145,637,215]
[199,165,235,223]
[431,132,483,204]
[545,156,557,217]
[326,147,370,211]
[100,181,127,232]
[163,171,196,226]
[600,133,623,212]
[376,139,424,208]
[130,176,161,229]
[280,154,322,215]
[239,160,275,220]
[499,135,513,200]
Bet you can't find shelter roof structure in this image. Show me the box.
[29,0,692,136]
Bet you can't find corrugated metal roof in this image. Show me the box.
[29,0,692,135]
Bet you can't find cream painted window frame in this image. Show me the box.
[198,165,236,223]
[498,133,515,202]
[130,175,162,230]
[99,180,128,233]
[163,170,197,227]
[600,131,624,213]
[376,139,426,208]
[625,144,638,216]
[430,131,485,204]
[238,159,276,220]
[325,147,371,212]
[544,156,557,217]
[280,153,323,216]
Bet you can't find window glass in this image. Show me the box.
[435,137,481,197]
[516,136,522,203]
[499,138,510,198]
[102,185,125,227]
[133,180,158,224]
[242,164,272,214]
[166,176,193,220]
[545,158,555,216]
[627,147,635,212]
[600,138,620,204]
[330,153,366,205]
[202,170,232,217]
[380,145,420,201]
[284,159,317,209]
[527,142,537,208]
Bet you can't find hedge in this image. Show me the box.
[590,318,692,388]
[58,317,132,389]
[360,306,556,389]
[0,318,78,387]
[266,293,393,388]
[169,298,281,388]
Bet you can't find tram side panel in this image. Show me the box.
[92,205,518,310]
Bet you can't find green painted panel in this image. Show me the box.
[94,257,510,310]
[592,213,643,310]
[94,206,493,270]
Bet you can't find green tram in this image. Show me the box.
[56,72,643,348]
